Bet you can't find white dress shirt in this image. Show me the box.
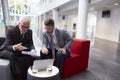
[46,29,60,49]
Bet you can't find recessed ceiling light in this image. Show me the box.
[114,3,119,6]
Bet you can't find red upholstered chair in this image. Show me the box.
[61,38,90,78]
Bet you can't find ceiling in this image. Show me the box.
[90,0,120,11]
[57,0,120,15]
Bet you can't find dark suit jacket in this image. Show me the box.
[42,28,73,53]
[0,25,35,52]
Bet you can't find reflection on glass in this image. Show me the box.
[8,0,37,26]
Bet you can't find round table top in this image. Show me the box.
[28,66,59,78]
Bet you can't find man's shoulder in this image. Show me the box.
[55,28,67,33]
[27,29,32,32]
[42,32,47,36]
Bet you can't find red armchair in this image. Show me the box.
[61,38,90,78]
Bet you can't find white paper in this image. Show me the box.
[22,49,37,56]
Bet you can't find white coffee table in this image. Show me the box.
[27,66,60,80]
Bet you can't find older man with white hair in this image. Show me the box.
[0,17,35,80]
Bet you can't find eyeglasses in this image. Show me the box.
[21,25,30,29]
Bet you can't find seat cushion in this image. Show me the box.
[61,54,82,77]
[0,59,9,66]
[0,58,13,80]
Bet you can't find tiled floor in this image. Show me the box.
[33,31,120,80]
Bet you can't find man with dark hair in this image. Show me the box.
[44,19,55,27]
[41,19,73,73]
[0,17,35,80]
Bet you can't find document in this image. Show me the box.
[22,49,37,56]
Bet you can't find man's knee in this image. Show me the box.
[56,51,64,58]
[1,50,14,59]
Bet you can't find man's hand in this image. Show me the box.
[59,47,66,54]
[30,49,37,57]
[13,43,27,51]
[41,47,48,54]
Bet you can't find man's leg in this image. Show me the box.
[55,50,70,73]
[18,54,34,80]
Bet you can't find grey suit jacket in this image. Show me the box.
[42,28,73,52]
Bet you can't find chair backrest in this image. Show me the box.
[0,37,5,46]
[6,25,15,32]
[70,39,90,55]
[0,25,15,46]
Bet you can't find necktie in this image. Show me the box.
[21,33,24,39]
[50,35,55,59]
[21,33,25,43]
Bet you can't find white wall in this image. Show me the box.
[58,14,78,37]
[95,7,120,42]
[58,12,97,38]
[87,12,97,40]
[67,14,78,30]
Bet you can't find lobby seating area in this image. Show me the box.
[1,0,120,80]
[0,37,91,80]
[1,35,120,80]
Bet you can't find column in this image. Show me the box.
[36,16,39,36]
[42,13,47,32]
[76,0,89,39]
[1,0,10,26]
[38,15,43,39]
[14,1,16,24]
[52,9,59,28]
